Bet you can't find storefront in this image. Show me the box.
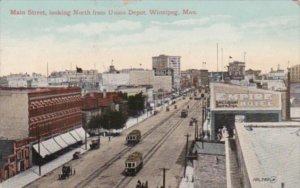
[209,83,282,141]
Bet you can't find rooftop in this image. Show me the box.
[193,142,226,188]
[235,122,300,188]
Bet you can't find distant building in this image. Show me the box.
[226,122,300,188]
[152,54,181,90]
[0,73,31,88]
[180,71,192,89]
[101,68,172,93]
[101,72,130,91]
[0,87,87,181]
[48,69,99,89]
[181,69,209,88]
[81,91,124,128]
[199,69,209,87]
[117,85,154,103]
[289,64,300,83]
[208,71,229,82]
[245,69,261,79]
[30,73,48,87]
[227,61,246,80]
[267,66,286,80]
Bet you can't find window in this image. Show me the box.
[17,151,22,160]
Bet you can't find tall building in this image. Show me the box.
[289,64,300,83]
[0,87,86,181]
[152,55,181,90]
[227,61,246,80]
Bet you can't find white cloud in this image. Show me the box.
[44,20,142,36]
[151,15,231,26]
[241,16,298,30]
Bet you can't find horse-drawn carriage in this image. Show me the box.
[90,139,100,150]
[58,165,73,180]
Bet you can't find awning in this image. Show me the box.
[75,127,89,140]
[53,135,68,148]
[33,143,51,158]
[70,129,82,141]
[41,138,62,154]
[33,127,89,158]
[60,132,77,145]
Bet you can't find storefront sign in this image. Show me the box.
[215,93,277,108]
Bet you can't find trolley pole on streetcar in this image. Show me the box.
[159,168,169,188]
[184,134,190,178]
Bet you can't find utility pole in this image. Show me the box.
[85,128,87,150]
[184,134,190,178]
[108,118,111,141]
[98,122,101,146]
[159,168,169,188]
[37,126,41,176]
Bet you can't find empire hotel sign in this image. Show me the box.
[212,84,281,109]
[216,93,275,108]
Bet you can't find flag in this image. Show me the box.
[76,66,83,73]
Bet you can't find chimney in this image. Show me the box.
[103,89,107,98]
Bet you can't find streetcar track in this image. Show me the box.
[114,101,200,188]
[74,100,192,188]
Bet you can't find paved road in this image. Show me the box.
[26,97,203,188]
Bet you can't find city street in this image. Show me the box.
[26,97,203,188]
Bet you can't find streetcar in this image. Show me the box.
[126,130,141,144]
[181,109,188,118]
[124,151,143,176]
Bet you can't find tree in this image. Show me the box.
[127,92,146,116]
[87,111,128,131]
[87,114,101,130]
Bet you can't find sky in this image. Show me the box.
[0,0,299,75]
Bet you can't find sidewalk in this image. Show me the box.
[0,108,159,188]
[0,145,88,188]
[179,166,194,188]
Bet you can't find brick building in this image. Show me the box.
[0,87,84,181]
[81,91,124,128]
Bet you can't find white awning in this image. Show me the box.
[70,129,82,141]
[33,127,88,158]
[53,135,68,148]
[33,142,51,158]
[41,138,62,154]
[75,127,89,140]
[60,132,77,145]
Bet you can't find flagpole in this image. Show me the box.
[217,43,219,73]
[221,48,223,81]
